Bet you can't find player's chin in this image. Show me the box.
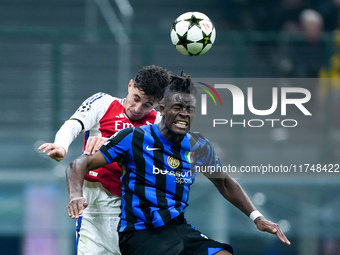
[128,112,142,121]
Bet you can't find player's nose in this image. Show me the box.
[134,103,143,113]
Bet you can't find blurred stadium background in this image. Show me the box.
[1,0,340,254]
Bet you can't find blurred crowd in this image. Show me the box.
[217,0,340,79]
[221,0,340,32]
[222,0,340,80]
[219,0,340,131]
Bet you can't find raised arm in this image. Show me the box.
[65,151,107,219]
[38,119,82,161]
[39,93,112,161]
[209,174,291,246]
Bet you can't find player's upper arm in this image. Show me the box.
[86,151,108,171]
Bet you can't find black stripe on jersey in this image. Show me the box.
[150,126,171,223]
[170,142,186,213]
[70,118,85,132]
[100,128,133,163]
[130,127,153,229]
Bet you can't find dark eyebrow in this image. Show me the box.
[134,94,154,106]
[172,102,195,109]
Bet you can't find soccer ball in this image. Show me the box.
[170,12,216,56]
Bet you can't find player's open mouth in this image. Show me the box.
[174,120,188,128]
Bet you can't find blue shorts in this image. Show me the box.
[119,218,233,255]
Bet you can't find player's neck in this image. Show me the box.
[157,122,185,144]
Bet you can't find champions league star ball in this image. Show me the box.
[170,12,216,56]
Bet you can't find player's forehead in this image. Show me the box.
[130,86,157,104]
[167,92,196,106]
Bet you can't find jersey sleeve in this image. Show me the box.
[54,119,83,153]
[69,92,115,132]
[191,133,223,178]
[199,136,220,166]
[99,127,134,164]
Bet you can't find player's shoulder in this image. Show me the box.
[88,92,123,101]
[108,126,134,141]
[188,131,206,140]
[135,123,154,133]
[188,131,211,147]
[131,124,157,139]
[81,92,110,105]
[86,92,125,107]
[112,126,148,145]
[87,92,108,100]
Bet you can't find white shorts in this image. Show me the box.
[76,180,121,255]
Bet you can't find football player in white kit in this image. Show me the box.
[39,65,170,255]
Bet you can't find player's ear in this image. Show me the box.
[159,104,165,115]
[152,98,163,108]
[127,80,134,94]
[128,79,133,88]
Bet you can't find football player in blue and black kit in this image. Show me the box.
[66,73,291,255]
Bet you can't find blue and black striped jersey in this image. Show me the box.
[100,124,220,232]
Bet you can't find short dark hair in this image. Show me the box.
[164,72,197,101]
[133,65,170,101]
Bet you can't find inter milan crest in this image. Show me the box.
[167,156,180,169]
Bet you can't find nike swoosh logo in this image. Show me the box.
[146,145,162,151]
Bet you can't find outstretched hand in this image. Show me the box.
[38,143,67,162]
[254,216,291,245]
[84,136,108,155]
[67,197,89,219]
